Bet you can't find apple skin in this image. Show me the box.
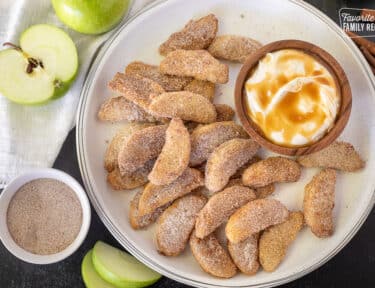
[92,241,161,288]
[0,24,79,105]
[51,79,73,100]
[20,25,79,101]
[52,0,130,35]
[81,250,117,288]
[0,48,74,105]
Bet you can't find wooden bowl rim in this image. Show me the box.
[234,39,352,156]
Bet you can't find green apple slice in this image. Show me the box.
[92,241,161,288]
[0,24,78,105]
[82,250,117,288]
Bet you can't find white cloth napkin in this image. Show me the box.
[0,0,154,187]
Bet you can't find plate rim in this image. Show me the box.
[76,0,375,287]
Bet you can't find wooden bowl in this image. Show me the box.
[235,40,352,156]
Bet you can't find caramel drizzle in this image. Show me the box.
[245,49,339,147]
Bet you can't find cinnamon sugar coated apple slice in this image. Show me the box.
[231,155,261,179]
[184,79,215,102]
[190,232,237,278]
[195,185,256,239]
[117,125,167,175]
[254,184,276,199]
[259,211,304,272]
[228,234,260,275]
[208,35,262,63]
[129,191,170,230]
[303,169,336,238]
[231,156,276,198]
[205,138,259,192]
[138,168,204,216]
[297,141,364,172]
[108,73,165,110]
[148,91,217,123]
[98,96,158,123]
[148,118,190,185]
[160,49,229,84]
[107,160,154,190]
[242,157,301,188]
[190,121,248,166]
[156,194,206,256]
[104,123,153,172]
[226,199,289,243]
[226,177,275,199]
[159,14,218,55]
[214,104,235,121]
[125,61,191,91]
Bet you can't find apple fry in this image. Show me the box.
[159,14,218,56]
[190,121,248,166]
[160,49,229,84]
[129,190,170,230]
[255,184,276,199]
[195,185,256,239]
[215,104,235,121]
[148,91,217,123]
[149,118,190,185]
[98,96,158,123]
[190,232,237,278]
[228,234,260,275]
[108,73,165,110]
[231,156,276,198]
[297,141,364,172]
[242,157,301,188]
[205,138,259,192]
[104,123,153,172]
[107,161,154,191]
[125,61,191,91]
[259,211,304,272]
[208,35,262,63]
[226,199,289,243]
[230,156,261,179]
[303,169,336,238]
[138,168,204,216]
[184,79,215,102]
[118,125,167,175]
[225,178,243,188]
[156,194,206,256]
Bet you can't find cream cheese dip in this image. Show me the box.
[245,49,340,147]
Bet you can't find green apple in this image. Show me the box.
[0,24,78,105]
[92,241,161,288]
[51,0,130,35]
[82,250,117,288]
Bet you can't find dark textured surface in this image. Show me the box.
[1,0,375,287]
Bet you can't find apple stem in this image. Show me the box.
[3,42,22,52]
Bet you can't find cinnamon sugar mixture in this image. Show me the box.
[6,178,82,255]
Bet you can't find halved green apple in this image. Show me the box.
[0,24,78,105]
[92,241,161,288]
[82,250,117,288]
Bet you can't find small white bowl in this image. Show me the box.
[0,168,91,264]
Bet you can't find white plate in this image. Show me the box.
[76,0,375,287]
